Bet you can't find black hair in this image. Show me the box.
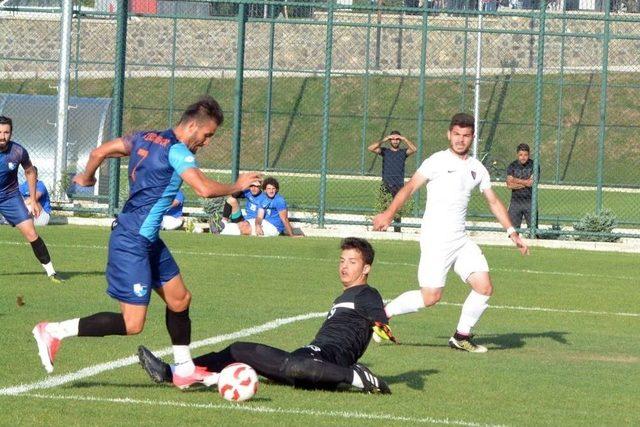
[179,95,224,126]
[340,237,375,266]
[449,112,475,132]
[516,143,530,153]
[0,116,13,131]
[390,130,401,136]
[262,176,279,191]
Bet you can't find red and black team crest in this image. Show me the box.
[471,170,476,180]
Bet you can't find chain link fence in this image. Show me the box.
[1,0,639,238]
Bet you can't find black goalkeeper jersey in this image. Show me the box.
[309,284,388,366]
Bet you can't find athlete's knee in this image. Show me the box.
[124,316,146,335]
[420,288,442,306]
[167,289,191,312]
[283,356,316,380]
[475,283,493,296]
[238,221,251,235]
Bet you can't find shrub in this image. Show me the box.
[572,209,620,242]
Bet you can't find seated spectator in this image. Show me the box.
[161,190,185,230]
[19,166,51,227]
[251,177,302,238]
[219,181,265,235]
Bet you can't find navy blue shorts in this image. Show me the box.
[0,193,31,226]
[106,222,180,305]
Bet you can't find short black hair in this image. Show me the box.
[340,237,375,266]
[262,176,279,191]
[0,116,13,131]
[390,130,401,136]
[516,143,530,153]
[179,95,224,126]
[449,112,475,132]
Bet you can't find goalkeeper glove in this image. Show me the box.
[372,322,398,344]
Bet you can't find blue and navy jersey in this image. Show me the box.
[19,180,52,214]
[243,189,266,220]
[117,129,196,242]
[164,190,184,218]
[260,193,287,233]
[0,141,32,200]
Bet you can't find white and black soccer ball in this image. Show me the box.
[217,363,259,402]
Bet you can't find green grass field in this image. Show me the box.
[0,225,638,425]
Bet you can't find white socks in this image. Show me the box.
[456,290,490,335]
[172,345,195,376]
[351,370,364,389]
[42,262,56,276]
[384,290,425,317]
[45,319,79,340]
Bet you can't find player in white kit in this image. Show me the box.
[373,113,529,352]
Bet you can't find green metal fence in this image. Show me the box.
[1,0,639,238]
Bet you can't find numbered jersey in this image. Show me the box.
[118,129,196,242]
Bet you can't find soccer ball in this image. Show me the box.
[217,363,259,402]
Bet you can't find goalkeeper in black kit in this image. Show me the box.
[138,237,396,394]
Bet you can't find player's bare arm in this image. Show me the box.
[401,136,418,156]
[181,169,261,198]
[74,138,130,187]
[373,172,427,231]
[483,188,530,255]
[279,209,302,237]
[367,139,384,154]
[23,165,42,218]
[506,175,531,189]
[255,209,265,236]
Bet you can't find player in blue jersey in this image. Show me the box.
[253,177,300,237]
[219,181,265,235]
[0,116,62,282]
[161,190,185,231]
[32,96,262,388]
[19,166,52,226]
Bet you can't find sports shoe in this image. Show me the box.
[138,346,173,384]
[352,363,391,394]
[448,334,488,353]
[209,212,225,234]
[172,365,219,389]
[48,274,64,284]
[32,322,61,373]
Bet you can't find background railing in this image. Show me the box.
[1,0,639,238]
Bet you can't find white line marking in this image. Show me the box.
[0,312,325,396]
[0,240,635,282]
[16,393,501,427]
[439,302,639,318]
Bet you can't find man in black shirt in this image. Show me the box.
[137,237,394,394]
[506,143,536,229]
[368,131,417,232]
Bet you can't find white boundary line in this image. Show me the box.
[0,311,325,396]
[0,240,637,282]
[438,302,639,318]
[15,393,499,427]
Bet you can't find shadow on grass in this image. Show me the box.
[398,331,570,351]
[384,369,439,391]
[6,271,104,280]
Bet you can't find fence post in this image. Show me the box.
[412,0,429,217]
[530,0,547,237]
[108,0,128,216]
[360,10,373,175]
[54,0,73,202]
[231,3,248,181]
[167,11,178,126]
[596,0,611,213]
[263,4,276,171]
[318,0,336,228]
[554,6,567,185]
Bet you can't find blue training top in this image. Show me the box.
[19,180,52,214]
[117,129,196,242]
[243,189,266,220]
[260,193,288,233]
[0,141,32,200]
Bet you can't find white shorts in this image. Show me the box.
[418,237,489,288]
[247,218,280,237]
[33,211,50,227]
